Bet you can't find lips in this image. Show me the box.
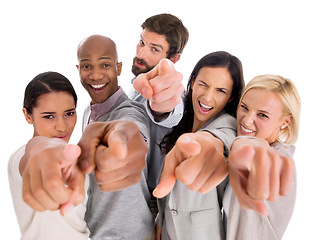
[134,57,148,68]
[90,83,107,90]
[198,101,213,114]
[54,135,68,141]
[239,124,255,135]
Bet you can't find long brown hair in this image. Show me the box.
[160,51,244,154]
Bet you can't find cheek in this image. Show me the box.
[68,117,77,131]
[216,95,230,110]
[80,72,89,82]
[33,120,52,137]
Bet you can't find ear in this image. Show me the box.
[23,108,33,124]
[117,62,122,76]
[170,53,181,64]
[76,64,79,70]
[281,115,292,129]
[228,97,233,103]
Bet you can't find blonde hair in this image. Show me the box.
[239,74,301,144]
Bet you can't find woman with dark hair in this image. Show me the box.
[8,71,89,240]
[159,51,244,154]
[154,51,245,240]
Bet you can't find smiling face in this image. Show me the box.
[23,91,77,143]
[132,28,170,76]
[191,67,234,132]
[76,35,122,104]
[237,88,291,144]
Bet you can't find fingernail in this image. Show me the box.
[152,188,158,197]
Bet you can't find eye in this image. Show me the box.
[103,63,110,68]
[258,113,269,119]
[81,65,91,70]
[240,104,248,111]
[43,115,54,119]
[217,88,227,94]
[65,111,76,118]
[152,47,159,53]
[197,81,207,87]
[139,40,145,46]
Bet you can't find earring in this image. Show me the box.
[281,125,286,130]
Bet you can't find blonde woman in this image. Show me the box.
[225,74,301,239]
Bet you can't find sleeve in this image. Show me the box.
[130,85,184,128]
[111,100,151,144]
[199,113,237,156]
[8,146,90,240]
[226,144,296,240]
[21,207,90,240]
[145,98,184,128]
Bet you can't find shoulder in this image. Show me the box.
[8,145,26,173]
[114,93,147,117]
[200,112,237,154]
[271,142,295,158]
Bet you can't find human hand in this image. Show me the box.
[228,137,295,216]
[78,120,148,191]
[22,137,85,216]
[153,132,228,198]
[133,58,184,114]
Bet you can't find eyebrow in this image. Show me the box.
[151,43,164,51]
[258,110,272,115]
[40,108,76,115]
[241,101,272,115]
[140,35,164,51]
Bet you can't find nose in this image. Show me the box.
[203,88,215,103]
[243,112,254,125]
[137,46,148,60]
[89,68,104,81]
[56,118,66,132]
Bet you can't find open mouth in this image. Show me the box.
[199,101,213,113]
[90,83,107,91]
[240,125,255,134]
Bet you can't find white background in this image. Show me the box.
[1,0,314,239]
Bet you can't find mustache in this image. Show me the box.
[133,57,149,68]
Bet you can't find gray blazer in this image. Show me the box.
[156,112,237,240]
[225,142,296,240]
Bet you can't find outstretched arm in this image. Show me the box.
[228,137,295,216]
[22,136,85,216]
[133,59,184,122]
[153,131,228,198]
[78,120,148,192]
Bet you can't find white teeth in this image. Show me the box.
[199,101,212,110]
[241,125,254,133]
[91,83,106,89]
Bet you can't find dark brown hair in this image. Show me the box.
[160,51,244,154]
[141,13,189,58]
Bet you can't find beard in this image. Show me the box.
[131,57,155,76]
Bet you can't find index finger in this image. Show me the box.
[133,59,174,99]
[153,134,200,198]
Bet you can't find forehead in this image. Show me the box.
[141,28,170,49]
[196,67,233,88]
[78,38,117,62]
[35,92,75,110]
[243,88,283,111]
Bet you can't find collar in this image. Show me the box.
[89,87,124,123]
